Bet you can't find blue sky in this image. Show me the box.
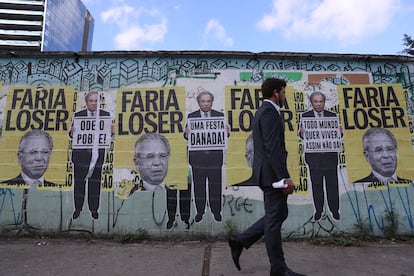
[83,0,414,55]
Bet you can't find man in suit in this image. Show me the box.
[298,91,341,221]
[353,127,411,184]
[133,133,191,230]
[1,129,57,187]
[228,78,304,276]
[184,91,228,222]
[232,133,255,186]
[70,91,112,220]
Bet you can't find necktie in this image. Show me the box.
[155,185,163,190]
[91,112,95,116]
[204,112,208,117]
[317,112,321,117]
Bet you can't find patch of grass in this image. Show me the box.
[113,228,148,244]
[309,233,362,247]
[307,209,411,247]
[384,208,399,239]
[354,219,372,241]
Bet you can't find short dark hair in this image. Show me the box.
[261,78,287,99]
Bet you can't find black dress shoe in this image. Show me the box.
[183,220,190,229]
[313,212,322,221]
[166,219,175,230]
[195,213,203,223]
[228,237,243,271]
[72,210,81,220]
[284,267,306,276]
[91,212,99,220]
[213,213,222,222]
[332,212,340,220]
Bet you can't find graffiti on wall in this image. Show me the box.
[0,54,413,237]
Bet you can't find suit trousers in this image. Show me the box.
[233,187,288,274]
[192,167,222,216]
[73,164,102,213]
[166,189,191,222]
[309,168,339,215]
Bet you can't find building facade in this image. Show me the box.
[0,0,94,52]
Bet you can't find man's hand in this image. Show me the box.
[69,125,76,138]
[183,126,190,139]
[225,124,231,137]
[283,179,294,195]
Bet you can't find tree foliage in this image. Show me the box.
[402,34,414,56]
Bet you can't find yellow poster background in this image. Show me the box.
[114,86,187,190]
[0,85,75,189]
[338,83,414,184]
[225,85,300,191]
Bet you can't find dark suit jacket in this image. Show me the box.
[71,108,110,166]
[300,109,339,169]
[253,101,289,188]
[353,173,411,184]
[184,109,224,168]
[1,174,58,187]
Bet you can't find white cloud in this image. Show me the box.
[100,5,167,50]
[202,19,234,49]
[101,5,134,24]
[256,0,400,43]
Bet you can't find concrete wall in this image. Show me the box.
[0,51,413,238]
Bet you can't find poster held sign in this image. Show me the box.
[300,117,342,153]
[187,117,228,151]
[72,116,113,149]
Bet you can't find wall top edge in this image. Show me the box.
[0,50,413,62]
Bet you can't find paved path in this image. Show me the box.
[0,238,413,275]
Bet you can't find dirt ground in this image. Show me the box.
[0,237,413,276]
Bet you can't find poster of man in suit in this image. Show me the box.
[338,83,414,188]
[0,85,75,230]
[1,129,57,188]
[0,85,74,189]
[184,91,229,223]
[69,90,114,220]
[352,127,412,184]
[298,91,342,221]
